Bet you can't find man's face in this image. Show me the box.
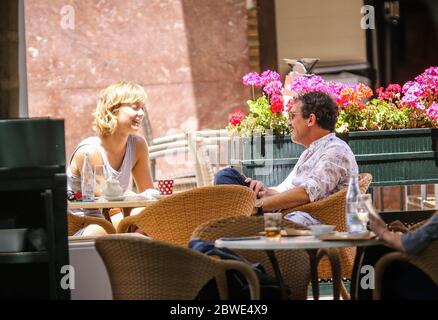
[287,100,309,145]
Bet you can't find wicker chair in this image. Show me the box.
[373,239,438,299]
[95,235,260,300]
[191,215,311,300]
[281,173,373,281]
[117,185,256,246]
[67,211,116,236]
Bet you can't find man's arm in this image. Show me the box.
[400,214,438,255]
[368,213,405,251]
[259,186,310,212]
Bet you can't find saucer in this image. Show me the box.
[155,194,171,199]
[104,195,125,201]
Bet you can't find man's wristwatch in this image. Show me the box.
[255,199,264,216]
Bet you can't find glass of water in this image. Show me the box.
[356,194,375,231]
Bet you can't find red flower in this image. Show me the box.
[377,84,401,101]
[74,192,82,200]
[269,95,284,113]
[229,110,245,126]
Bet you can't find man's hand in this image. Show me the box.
[368,212,406,252]
[368,213,387,238]
[245,177,265,196]
[388,220,409,233]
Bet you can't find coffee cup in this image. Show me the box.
[158,179,174,195]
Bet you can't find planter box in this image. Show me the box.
[241,128,438,187]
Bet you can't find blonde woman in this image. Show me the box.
[67,81,154,236]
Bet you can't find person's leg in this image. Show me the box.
[81,224,108,236]
[214,167,250,186]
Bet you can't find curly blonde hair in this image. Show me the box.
[92,81,147,136]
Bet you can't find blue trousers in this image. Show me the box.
[214,167,250,187]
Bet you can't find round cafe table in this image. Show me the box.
[215,235,382,300]
[68,195,159,221]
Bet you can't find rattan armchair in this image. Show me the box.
[281,173,373,281]
[191,215,311,300]
[67,211,116,236]
[373,239,438,299]
[117,185,256,246]
[95,235,260,300]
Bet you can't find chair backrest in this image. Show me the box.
[188,130,232,187]
[117,185,256,246]
[148,130,230,189]
[280,173,373,279]
[95,235,260,300]
[282,173,373,230]
[191,216,311,300]
[373,239,438,299]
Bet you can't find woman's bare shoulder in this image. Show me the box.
[70,144,101,170]
[132,134,148,149]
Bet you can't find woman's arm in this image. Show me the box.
[131,135,154,193]
[69,145,105,196]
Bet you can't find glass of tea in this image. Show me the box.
[264,212,282,239]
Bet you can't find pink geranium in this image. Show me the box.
[290,76,371,110]
[401,67,438,110]
[426,103,438,120]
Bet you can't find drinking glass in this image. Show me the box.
[264,212,282,239]
[94,165,109,196]
[356,194,376,231]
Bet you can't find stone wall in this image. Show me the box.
[24,0,250,172]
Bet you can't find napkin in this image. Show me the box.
[283,211,321,226]
[140,188,160,200]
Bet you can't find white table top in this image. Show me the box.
[68,195,158,209]
[215,235,382,250]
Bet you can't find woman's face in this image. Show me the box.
[115,102,145,134]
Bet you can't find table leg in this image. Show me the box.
[306,249,319,300]
[265,250,289,300]
[122,207,132,217]
[102,208,111,222]
[350,246,365,300]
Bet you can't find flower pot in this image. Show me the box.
[240,128,438,187]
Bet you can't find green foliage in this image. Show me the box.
[335,99,435,133]
[227,96,290,137]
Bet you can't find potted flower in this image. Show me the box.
[228,67,438,187]
[226,70,305,163]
